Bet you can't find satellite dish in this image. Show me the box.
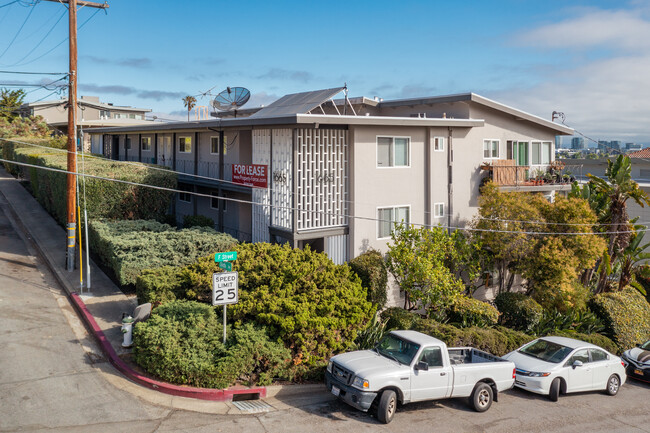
[212,87,250,112]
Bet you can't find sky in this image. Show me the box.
[1,0,650,144]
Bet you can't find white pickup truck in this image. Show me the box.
[325,330,516,423]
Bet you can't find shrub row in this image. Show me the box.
[5,144,176,225]
[494,292,544,333]
[380,307,618,356]
[89,219,236,286]
[136,243,375,378]
[348,249,388,308]
[590,288,650,350]
[132,300,291,388]
[446,296,500,328]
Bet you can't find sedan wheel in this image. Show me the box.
[606,374,620,396]
[548,378,561,402]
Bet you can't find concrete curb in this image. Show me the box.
[69,292,267,401]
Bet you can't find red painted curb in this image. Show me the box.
[69,292,266,401]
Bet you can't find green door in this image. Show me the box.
[517,142,529,166]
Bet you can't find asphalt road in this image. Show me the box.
[0,192,649,433]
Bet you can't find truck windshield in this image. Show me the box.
[376,334,420,365]
[519,339,573,363]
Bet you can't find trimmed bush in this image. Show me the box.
[6,144,176,224]
[348,249,388,308]
[494,292,544,333]
[380,307,422,330]
[135,266,184,306]
[446,296,499,328]
[590,288,650,350]
[89,219,236,287]
[132,300,290,388]
[183,214,215,229]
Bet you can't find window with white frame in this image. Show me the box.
[434,203,444,218]
[99,110,110,119]
[433,136,445,152]
[377,137,410,167]
[125,137,131,150]
[179,184,192,203]
[483,139,499,158]
[141,137,151,151]
[531,141,552,165]
[377,206,410,238]
[179,136,192,153]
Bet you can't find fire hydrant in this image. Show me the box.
[121,315,134,348]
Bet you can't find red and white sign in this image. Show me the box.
[232,164,268,188]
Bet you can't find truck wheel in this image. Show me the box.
[471,383,493,412]
[377,390,397,424]
[548,378,561,402]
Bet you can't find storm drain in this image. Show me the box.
[232,400,273,413]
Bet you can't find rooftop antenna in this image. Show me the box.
[211,87,250,118]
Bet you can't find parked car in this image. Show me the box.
[621,339,650,384]
[325,330,515,424]
[502,336,626,401]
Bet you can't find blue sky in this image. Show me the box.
[1,0,650,143]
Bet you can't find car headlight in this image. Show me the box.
[327,361,333,374]
[528,372,551,377]
[353,376,369,389]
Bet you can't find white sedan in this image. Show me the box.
[502,336,626,401]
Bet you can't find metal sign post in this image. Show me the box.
[212,271,238,344]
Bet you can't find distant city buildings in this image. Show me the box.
[571,137,586,150]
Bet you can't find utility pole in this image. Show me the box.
[42,0,108,271]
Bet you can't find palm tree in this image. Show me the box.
[615,224,650,292]
[588,155,650,292]
[182,95,196,121]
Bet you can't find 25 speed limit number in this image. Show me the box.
[212,272,238,306]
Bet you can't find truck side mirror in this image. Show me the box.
[415,361,429,371]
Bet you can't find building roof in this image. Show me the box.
[248,87,345,118]
[628,148,650,159]
[378,92,574,135]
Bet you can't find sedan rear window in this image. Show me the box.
[519,339,573,363]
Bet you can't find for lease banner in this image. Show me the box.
[232,164,268,188]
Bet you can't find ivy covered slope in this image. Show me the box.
[5,143,176,224]
[89,219,237,287]
[136,242,375,378]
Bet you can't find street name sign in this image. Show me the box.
[212,272,238,306]
[215,251,237,262]
[219,261,232,271]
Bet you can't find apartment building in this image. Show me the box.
[89,87,574,265]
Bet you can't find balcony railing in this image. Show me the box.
[481,160,582,187]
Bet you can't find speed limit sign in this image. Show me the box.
[212,272,238,306]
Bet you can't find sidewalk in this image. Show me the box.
[0,167,332,412]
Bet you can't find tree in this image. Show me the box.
[386,224,464,312]
[0,88,26,120]
[614,224,650,293]
[587,155,650,292]
[182,95,196,122]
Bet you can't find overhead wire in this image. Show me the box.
[10,8,67,65]
[0,0,39,60]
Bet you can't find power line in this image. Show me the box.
[11,8,66,65]
[0,154,645,237]
[0,69,66,74]
[0,0,38,60]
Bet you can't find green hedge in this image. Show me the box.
[494,292,544,333]
[136,243,375,378]
[348,248,388,308]
[590,288,650,350]
[89,219,236,287]
[136,266,185,306]
[183,214,215,229]
[446,296,499,328]
[5,144,176,224]
[132,300,290,388]
[554,330,619,355]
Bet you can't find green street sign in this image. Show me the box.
[219,261,232,271]
[214,251,237,262]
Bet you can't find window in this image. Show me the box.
[141,137,151,151]
[179,184,192,203]
[125,137,131,150]
[418,347,443,368]
[210,136,225,154]
[483,139,499,159]
[532,141,552,165]
[434,203,444,218]
[433,136,445,152]
[129,113,135,119]
[210,192,219,210]
[590,349,609,362]
[135,114,143,120]
[377,137,410,167]
[179,136,192,153]
[567,349,590,366]
[99,110,110,119]
[377,206,410,239]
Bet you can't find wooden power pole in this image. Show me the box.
[43,0,109,271]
